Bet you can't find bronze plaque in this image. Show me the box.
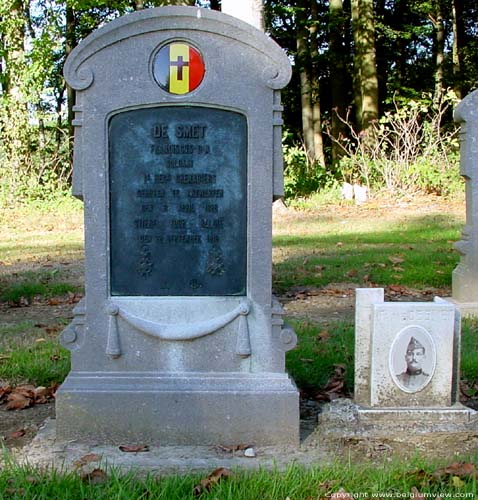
[109,106,247,296]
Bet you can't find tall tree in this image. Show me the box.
[351,0,379,131]
[328,0,349,164]
[452,0,464,99]
[296,0,324,166]
[0,0,31,184]
[432,0,446,105]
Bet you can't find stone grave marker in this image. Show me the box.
[352,289,474,426]
[57,6,299,446]
[319,290,476,440]
[450,89,478,317]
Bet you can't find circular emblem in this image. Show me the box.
[152,42,205,95]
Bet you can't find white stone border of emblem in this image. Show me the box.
[389,325,437,394]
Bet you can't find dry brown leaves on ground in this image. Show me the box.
[193,467,233,496]
[118,444,150,453]
[0,383,58,410]
[315,364,349,402]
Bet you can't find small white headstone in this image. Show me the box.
[355,289,459,408]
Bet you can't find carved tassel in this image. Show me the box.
[106,304,121,358]
[236,306,251,358]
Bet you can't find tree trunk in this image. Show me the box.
[433,0,445,106]
[296,1,315,163]
[452,0,464,99]
[351,0,379,131]
[1,0,30,180]
[309,0,325,167]
[221,0,264,31]
[65,5,76,163]
[328,0,348,165]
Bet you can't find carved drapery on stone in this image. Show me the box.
[106,300,251,358]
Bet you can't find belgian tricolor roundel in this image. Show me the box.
[153,42,205,95]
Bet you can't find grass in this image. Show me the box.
[1,196,477,491]
[273,209,462,293]
[0,320,70,386]
[0,459,476,499]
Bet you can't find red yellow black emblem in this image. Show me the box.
[153,42,205,95]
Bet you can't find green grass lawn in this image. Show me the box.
[1,459,477,499]
[273,203,462,293]
[2,197,477,494]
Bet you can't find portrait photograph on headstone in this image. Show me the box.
[389,326,436,394]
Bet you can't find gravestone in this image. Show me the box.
[57,6,299,446]
[318,290,476,441]
[355,289,459,409]
[450,89,478,317]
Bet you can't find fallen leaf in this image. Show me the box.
[389,256,404,264]
[5,393,32,411]
[215,444,248,453]
[193,467,233,496]
[0,384,12,401]
[317,330,330,342]
[346,269,358,277]
[45,325,63,335]
[452,476,465,488]
[74,453,102,468]
[10,429,26,438]
[441,462,476,477]
[119,444,150,453]
[81,468,107,484]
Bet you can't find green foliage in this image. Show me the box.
[330,91,462,196]
[283,135,338,198]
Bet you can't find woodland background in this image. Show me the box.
[0,0,477,205]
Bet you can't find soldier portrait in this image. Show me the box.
[389,325,436,393]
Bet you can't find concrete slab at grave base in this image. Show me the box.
[444,297,478,318]
[17,419,329,474]
[318,399,478,438]
[56,372,299,446]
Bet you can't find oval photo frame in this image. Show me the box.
[389,325,436,394]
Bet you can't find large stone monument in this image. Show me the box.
[57,6,299,446]
[451,90,478,317]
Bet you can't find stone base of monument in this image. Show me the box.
[18,418,325,474]
[318,399,478,438]
[444,297,478,318]
[56,372,299,446]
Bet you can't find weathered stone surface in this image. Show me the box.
[354,289,459,409]
[452,90,478,314]
[57,6,298,447]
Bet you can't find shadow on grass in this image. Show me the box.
[274,213,462,292]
